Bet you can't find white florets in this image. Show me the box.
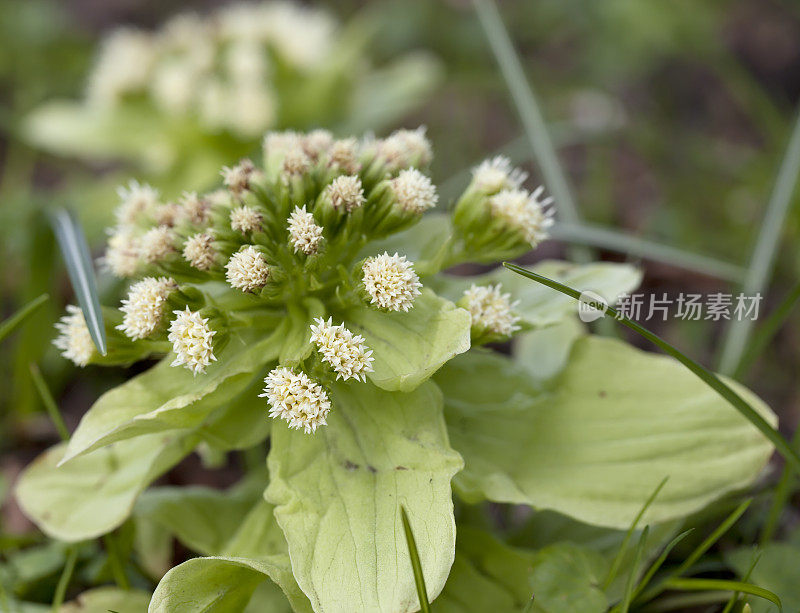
[287,206,323,255]
[327,175,365,212]
[282,148,312,176]
[87,29,155,107]
[180,191,210,225]
[391,168,438,214]
[118,277,177,340]
[309,317,374,382]
[168,307,216,374]
[140,226,177,263]
[259,367,331,434]
[225,245,270,292]
[103,229,141,277]
[263,130,303,158]
[115,180,160,226]
[221,159,255,195]
[53,306,95,367]
[362,253,422,312]
[327,137,361,174]
[183,231,217,271]
[230,205,263,234]
[471,156,528,193]
[488,187,554,246]
[463,284,521,337]
[302,129,334,160]
[379,127,432,170]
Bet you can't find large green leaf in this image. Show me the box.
[727,543,800,613]
[435,337,775,528]
[61,587,151,612]
[60,331,280,463]
[266,381,463,612]
[345,289,471,392]
[433,526,534,612]
[526,543,608,613]
[514,318,585,382]
[16,433,191,541]
[430,260,641,327]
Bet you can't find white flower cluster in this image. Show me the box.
[327,175,365,212]
[230,205,263,234]
[362,253,422,312]
[391,168,438,214]
[287,206,323,255]
[183,231,217,271]
[86,2,337,137]
[225,245,270,292]
[462,284,520,337]
[471,156,527,194]
[310,317,374,382]
[260,367,331,433]
[488,186,554,246]
[53,306,95,367]
[118,277,177,340]
[167,307,216,374]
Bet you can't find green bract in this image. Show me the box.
[17,129,776,611]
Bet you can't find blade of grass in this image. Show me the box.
[50,209,106,355]
[29,363,69,441]
[760,427,800,545]
[636,499,751,603]
[639,591,730,613]
[663,578,781,610]
[400,506,431,613]
[551,222,747,283]
[631,530,694,601]
[614,526,649,613]
[604,477,668,589]
[51,546,78,612]
[734,282,800,379]
[721,550,761,613]
[104,533,130,590]
[719,107,800,375]
[0,293,48,344]
[503,263,800,475]
[473,0,589,263]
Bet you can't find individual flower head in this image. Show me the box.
[183,231,218,271]
[230,205,263,234]
[488,187,554,246]
[379,127,432,170]
[309,317,374,382]
[390,168,438,214]
[361,253,422,312]
[461,284,521,338]
[259,367,331,433]
[327,175,365,212]
[103,228,141,277]
[327,137,361,174]
[118,277,178,340]
[180,191,211,225]
[471,156,527,194]
[287,206,323,255]
[153,202,182,227]
[53,306,95,367]
[225,245,270,292]
[140,226,177,263]
[115,180,160,226]
[221,159,255,196]
[167,307,216,374]
[281,147,312,177]
[302,129,334,161]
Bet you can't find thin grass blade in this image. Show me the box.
[604,477,668,589]
[632,529,694,601]
[51,546,78,612]
[400,506,431,613]
[719,106,800,375]
[761,427,800,545]
[664,578,781,610]
[721,550,761,613]
[29,363,69,441]
[51,208,106,355]
[616,526,649,613]
[503,263,800,476]
[0,293,48,344]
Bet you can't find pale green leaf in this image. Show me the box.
[514,318,585,382]
[361,213,452,268]
[16,433,191,542]
[527,543,608,613]
[430,260,642,327]
[60,332,280,463]
[345,289,471,392]
[61,587,151,612]
[433,526,534,612]
[727,544,800,613]
[266,381,463,612]
[435,337,775,528]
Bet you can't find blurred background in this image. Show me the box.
[1,0,799,604]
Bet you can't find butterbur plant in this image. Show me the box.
[17,129,777,612]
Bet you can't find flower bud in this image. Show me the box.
[53,306,95,367]
[167,307,217,374]
[458,284,520,344]
[360,252,422,312]
[260,366,331,433]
